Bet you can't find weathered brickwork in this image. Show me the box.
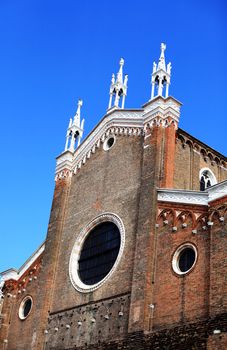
[45,294,130,349]
[50,135,143,314]
[209,204,227,317]
[0,254,43,349]
[174,129,227,190]
[154,205,209,328]
[1,123,226,350]
[1,40,227,350]
[46,314,227,350]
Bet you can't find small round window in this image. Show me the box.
[172,244,197,275]
[103,136,116,151]
[19,296,33,320]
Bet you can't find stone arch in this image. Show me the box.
[157,208,176,227]
[193,143,200,153]
[215,205,226,218]
[176,210,195,229]
[214,156,220,166]
[207,152,214,164]
[195,214,208,233]
[177,134,186,148]
[209,211,221,227]
[200,148,208,162]
[221,160,226,168]
[199,167,217,191]
[186,139,193,149]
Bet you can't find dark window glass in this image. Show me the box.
[23,298,32,318]
[107,137,114,149]
[207,179,211,188]
[178,248,195,273]
[78,222,120,285]
[200,176,205,191]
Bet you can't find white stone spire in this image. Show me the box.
[108,58,128,110]
[64,99,85,152]
[151,43,171,100]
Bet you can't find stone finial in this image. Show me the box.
[108,58,128,110]
[158,43,166,71]
[150,43,171,100]
[111,73,115,85]
[73,99,83,127]
[64,99,85,152]
[116,58,124,84]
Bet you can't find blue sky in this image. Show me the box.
[0,0,226,272]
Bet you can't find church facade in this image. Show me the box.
[0,44,227,350]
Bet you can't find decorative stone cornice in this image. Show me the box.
[176,129,227,169]
[56,108,144,178]
[56,96,182,179]
[157,180,227,206]
[55,150,74,180]
[207,181,227,202]
[55,169,72,181]
[143,96,181,129]
[0,242,45,282]
[158,189,208,206]
[157,202,227,233]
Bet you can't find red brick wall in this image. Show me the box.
[1,125,226,350]
[153,203,209,329]
[0,256,43,350]
[209,203,227,317]
[174,130,227,190]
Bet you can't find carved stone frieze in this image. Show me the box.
[55,169,72,182]
[56,97,182,179]
[158,182,227,206]
[158,189,208,206]
[1,244,44,294]
[157,204,227,232]
[72,126,143,175]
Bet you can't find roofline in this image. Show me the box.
[142,95,182,108]
[178,128,227,160]
[56,107,144,161]
[0,241,45,281]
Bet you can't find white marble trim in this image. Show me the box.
[69,212,125,293]
[158,181,227,206]
[0,242,45,281]
[158,189,208,205]
[56,97,182,178]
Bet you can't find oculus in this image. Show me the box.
[78,222,120,285]
[172,243,197,275]
[103,136,116,151]
[69,213,125,293]
[19,296,33,320]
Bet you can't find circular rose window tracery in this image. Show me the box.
[69,213,125,293]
